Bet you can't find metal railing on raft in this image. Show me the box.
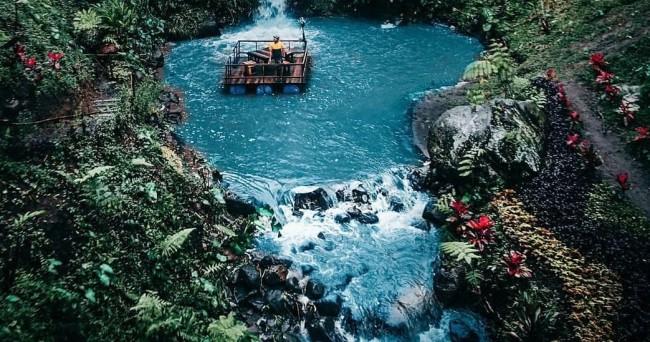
[223,40,309,83]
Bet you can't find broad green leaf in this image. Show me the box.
[74,166,114,183]
[211,188,226,204]
[215,224,236,237]
[131,158,153,167]
[100,264,113,274]
[99,274,110,286]
[85,289,96,303]
[257,207,273,217]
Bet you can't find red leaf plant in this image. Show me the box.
[577,140,603,167]
[15,44,26,61]
[589,52,607,70]
[633,127,649,142]
[616,173,631,191]
[47,51,65,70]
[568,111,580,124]
[619,102,635,126]
[545,68,556,81]
[447,200,469,224]
[23,57,37,69]
[566,133,580,147]
[604,84,620,100]
[502,251,533,278]
[464,215,495,251]
[595,70,614,84]
[555,83,572,106]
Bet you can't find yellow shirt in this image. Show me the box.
[269,41,285,51]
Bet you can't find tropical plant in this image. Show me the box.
[159,228,196,258]
[501,251,533,278]
[441,241,481,265]
[207,312,257,342]
[504,290,559,341]
[457,147,486,178]
[464,215,496,251]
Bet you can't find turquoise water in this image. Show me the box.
[166,10,486,341]
[165,17,481,200]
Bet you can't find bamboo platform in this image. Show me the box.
[223,40,310,93]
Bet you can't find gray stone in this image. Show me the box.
[293,186,333,211]
[427,99,544,185]
[356,212,379,225]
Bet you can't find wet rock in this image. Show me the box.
[259,256,292,269]
[235,264,260,289]
[384,285,439,334]
[346,206,362,219]
[434,266,461,306]
[388,196,405,212]
[262,265,288,287]
[315,293,343,316]
[234,286,257,303]
[352,185,370,204]
[299,242,316,252]
[167,102,182,115]
[265,289,287,314]
[317,232,326,240]
[408,167,429,191]
[449,319,479,342]
[306,317,345,342]
[292,210,304,218]
[305,279,326,300]
[379,188,390,197]
[301,265,315,275]
[422,199,446,227]
[335,212,351,224]
[293,186,333,211]
[225,195,256,217]
[285,277,302,293]
[335,273,354,290]
[335,188,346,202]
[356,212,379,225]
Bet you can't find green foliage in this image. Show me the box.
[159,228,196,258]
[458,147,486,177]
[441,241,481,265]
[73,8,101,32]
[207,312,257,342]
[465,269,484,287]
[504,290,560,341]
[586,183,650,235]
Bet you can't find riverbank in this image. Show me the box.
[411,28,650,342]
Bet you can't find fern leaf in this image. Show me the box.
[159,228,195,257]
[207,312,250,342]
[204,263,226,276]
[463,60,497,80]
[74,166,114,183]
[441,242,481,265]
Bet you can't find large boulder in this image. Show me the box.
[427,99,544,185]
[292,186,333,212]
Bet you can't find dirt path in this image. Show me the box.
[565,80,650,217]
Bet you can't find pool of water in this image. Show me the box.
[165,6,486,340]
[165,16,481,200]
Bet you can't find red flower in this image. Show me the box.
[634,127,649,142]
[558,91,570,107]
[616,173,631,191]
[545,68,555,80]
[15,44,26,61]
[604,84,620,98]
[465,215,495,251]
[596,70,614,84]
[23,57,37,69]
[589,52,606,69]
[557,83,565,94]
[620,102,635,126]
[47,51,64,70]
[566,133,580,146]
[569,111,580,122]
[502,251,533,278]
[468,215,494,231]
[450,200,468,217]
